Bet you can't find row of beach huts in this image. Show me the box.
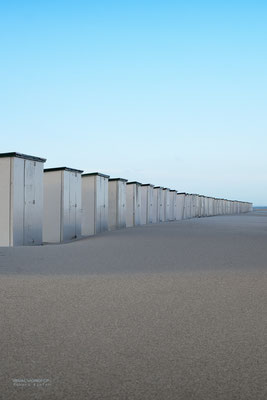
[0,152,253,247]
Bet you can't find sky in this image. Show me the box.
[0,1,266,205]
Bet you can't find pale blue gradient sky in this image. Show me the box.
[1,1,266,205]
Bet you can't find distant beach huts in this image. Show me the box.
[0,151,253,246]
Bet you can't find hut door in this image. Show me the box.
[69,172,77,239]
[23,160,36,245]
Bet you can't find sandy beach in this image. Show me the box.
[1,212,267,400]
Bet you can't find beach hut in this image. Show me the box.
[220,199,224,215]
[218,199,221,215]
[203,196,208,217]
[199,195,205,217]
[234,201,238,214]
[197,194,202,217]
[184,194,192,219]
[226,200,230,214]
[191,194,198,218]
[191,194,196,218]
[196,195,202,217]
[0,152,46,246]
[82,172,110,236]
[126,182,142,227]
[108,178,127,231]
[141,184,154,225]
[176,193,185,220]
[43,167,83,243]
[213,198,218,215]
[209,197,215,216]
[169,190,177,221]
[224,200,227,214]
[232,201,235,214]
[213,198,217,216]
[219,199,224,215]
[153,186,164,223]
[226,200,231,214]
[245,202,252,213]
[163,188,171,221]
[219,198,222,215]
[194,194,198,218]
[183,194,189,219]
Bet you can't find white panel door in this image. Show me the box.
[73,172,80,237]
[165,191,170,221]
[173,193,177,221]
[99,177,108,232]
[126,185,134,227]
[159,190,164,222]
[103,177,109,231]
[148,187,153,223]
[13,157,25,246]
[176,195,185,220]
[69,172,77,239]
[95,176,101,233]
[75,173,81,237]
[99,177,105,232]
[64,171,81,240]
[119,181,126,228]
[63,171,71,240]
[169,192,174,221]
[140,187,147,225]
[23,160,43,245]
[0,158,12,246]
[132,186,137,226]
[147,188,150,224]
[108,181,116,230]
[152,189,158,223]
[135,185,141,226]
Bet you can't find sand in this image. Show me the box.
[1,212,267,399]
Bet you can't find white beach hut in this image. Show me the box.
[169,190,177,221]
[0,152,46,246]
[153,186,164,223]
[163,188,171,221]
[43,167,83,243]
[108,178,127,231]
[141,184,154,225]
[82,172,110,236]
[184,194,192,219]
[176,193,185,220]
[126,182,142,227]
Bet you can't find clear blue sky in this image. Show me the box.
[1,1,266,205]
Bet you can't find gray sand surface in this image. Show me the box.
[1,212,267,399]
